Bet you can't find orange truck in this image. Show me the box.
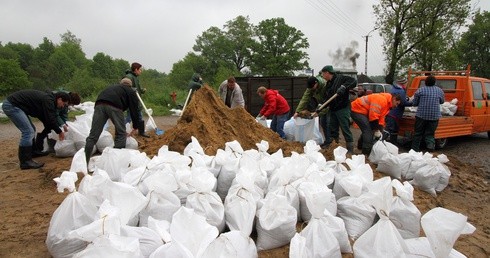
[398,65,490,149]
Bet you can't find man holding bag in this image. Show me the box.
[351,93,402,155]
[256,86,290,139]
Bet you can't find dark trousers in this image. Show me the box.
[351,112,373,155]
[85,104,127,163]
[319,112,331,144]
[329,106,354,143]
[411,117,439,152]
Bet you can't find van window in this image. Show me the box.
[419,79,456,90]
[472,81,483,100]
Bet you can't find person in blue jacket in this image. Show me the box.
[385,77,410,144]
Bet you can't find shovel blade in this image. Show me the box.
[155,128,164,135]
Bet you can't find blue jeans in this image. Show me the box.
[270,112,289,139]
[2,100,36,146]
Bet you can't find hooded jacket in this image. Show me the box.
[259,89,290,117]
[188,73,203,90]
[388,83,408,119]
[351,93,393,127]
[296,75,328,115]
[7,90,63,134]
[125,70,144,95]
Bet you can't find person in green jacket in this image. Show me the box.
[293,75,331,148]
[124,62,149,138]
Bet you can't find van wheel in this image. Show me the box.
[488,131,490,139]
[435,138,447,149]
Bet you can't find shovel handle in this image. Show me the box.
[316,93,338,112]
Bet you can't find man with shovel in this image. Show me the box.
[84,78,143,164]
[321,65,357,153]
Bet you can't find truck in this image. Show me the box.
[398,65,490,149]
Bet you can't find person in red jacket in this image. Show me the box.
[257,86,290,139]
[350,93,401,155]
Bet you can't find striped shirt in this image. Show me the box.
[413,86,445,120]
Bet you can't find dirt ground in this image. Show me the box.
[0,85,488,257]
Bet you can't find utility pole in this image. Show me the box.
[363,27,378,76]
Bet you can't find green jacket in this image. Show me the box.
[125,70,144,95]
[296,75,329,115]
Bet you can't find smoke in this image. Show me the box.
[328,40,360,70]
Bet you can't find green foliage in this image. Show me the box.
[250,18,309,76]
[0,59,32,96]
[374,0,471,81]
[456,11,490,78]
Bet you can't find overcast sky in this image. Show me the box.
[1,0,488,77]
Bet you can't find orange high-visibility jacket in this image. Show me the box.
[351,93,392,126]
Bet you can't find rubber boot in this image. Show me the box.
[346,142,354,155]
[138,121,150,138]
[32,134,48,157]
[19,146,44,170]
[47,138,56,153]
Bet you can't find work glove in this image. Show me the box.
[260,115,266,120]
[374,130,382,140]
[336,85,347,95]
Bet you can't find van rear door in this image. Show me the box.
[470,80,487,132]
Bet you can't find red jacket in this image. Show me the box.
[351,93,392,126]
[259,89,290,117]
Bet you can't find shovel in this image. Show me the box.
[309,93,338,118]
[135,92,164,135]
[180,89,193,116]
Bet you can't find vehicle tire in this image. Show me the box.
[435,138,447,149]
[488,131,490,139]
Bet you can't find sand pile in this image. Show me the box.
[139,85,307,156]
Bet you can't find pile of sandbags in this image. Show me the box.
[46,139,472,257]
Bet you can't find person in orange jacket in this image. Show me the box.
[350,93,402,155]
[257,86,290,139]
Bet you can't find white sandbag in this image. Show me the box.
[139,190,181,227]
[255,194,297,251]
[289,233,308,258]
[69,148,88,175]
[421,207,476,258]
[353,217,409,258]
[55,139,78,157]
[409,158,444,196]
[224,176,260,237]
[354,177,410,257]
[216,149,241,201]
[297,182,337,221]
[405,151,433,180]
[292,117,324,144]
[201,231,257,258]
[299,218,342,258]
[170,207,219,257]
[149,242,183,258]
[126,136,138,149]
[185,191,225,233]
[304,190,351,254]
[368,140,389,164]
[390,180,421,239]
[377,152,403,179]
[46,192,98,258]
[337,195,376,240]
[435,154,451,192]
[96,130,114,152]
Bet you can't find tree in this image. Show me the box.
[249,18,309,76]
[456,11,490,78]
[0,59,32,96]
[193,16,254,73]
[374,0,470,82]
[3,43,34,70]
[91,52,119,82]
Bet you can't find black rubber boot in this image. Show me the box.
[19,146,44,170]
[346,142,354,155]
[32,133,49,157]
[138,121,150,138]
[47,139,56,153]
[389,133,398,146]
